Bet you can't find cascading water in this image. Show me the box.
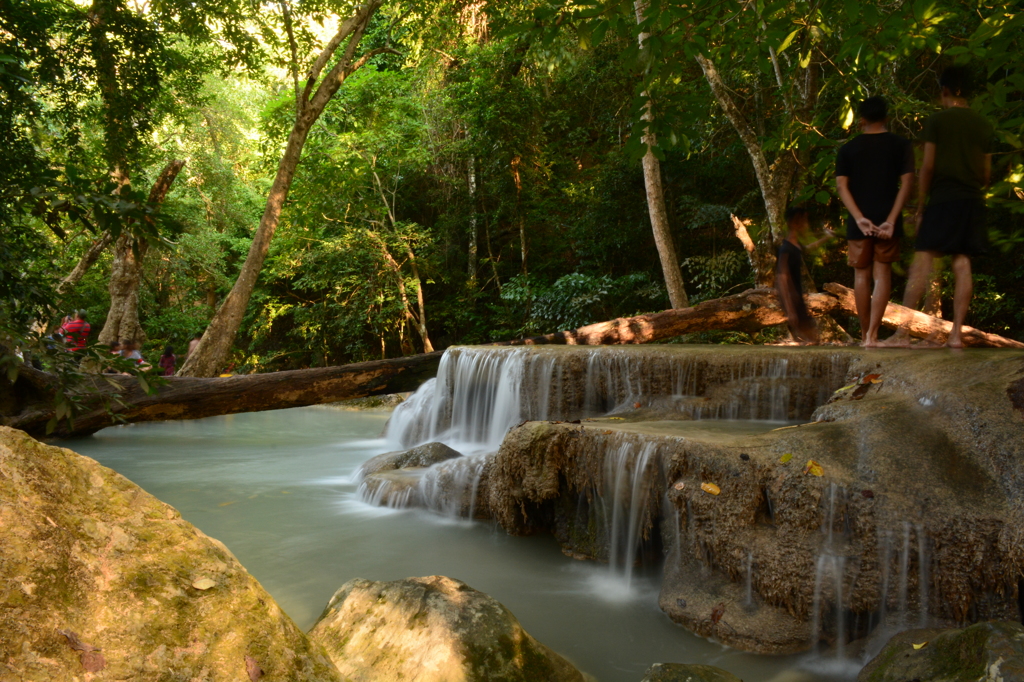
[362,345,852,590]
[603,440,659,588]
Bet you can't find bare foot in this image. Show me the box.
[946,336,965,349]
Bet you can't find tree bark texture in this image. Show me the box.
[3,352,443,438]
[97,160,185,347]
[58,231,114,295]
[824,283,1024,348]
[730,214,775,288]
[179,0,386,378]
[635,0,689,309]
[500,287,837,346]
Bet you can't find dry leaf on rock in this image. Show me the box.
[862,373,882,384]
[779,453,793,464]
[912,642,928,650]
[58,629,100,652]
[701,482,721,496]
[245,654,264,681]
[81,650,106,672]
[803,460,824,476]
[673,481,685,491]
[192,578,216,590]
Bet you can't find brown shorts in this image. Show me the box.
[847,237,900,268]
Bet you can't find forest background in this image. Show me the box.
[2,0,1022,377]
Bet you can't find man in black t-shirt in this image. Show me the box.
[887,66,993,349]
[836,96,915,347]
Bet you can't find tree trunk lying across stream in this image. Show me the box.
[3,286,1021,438]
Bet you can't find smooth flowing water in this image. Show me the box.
[67,406,857,682]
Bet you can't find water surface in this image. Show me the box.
[69,407,858,682]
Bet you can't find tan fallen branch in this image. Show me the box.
[500,287,837,346]
[3,289,848,438]
[823,282,1024,349]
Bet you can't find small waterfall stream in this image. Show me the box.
[362,345,852,596]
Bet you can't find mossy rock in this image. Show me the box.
[0,426,342,682]
[641,662,743,681]
[858,621,1024,682]
[309,575,587,682]
[359,441,462,477]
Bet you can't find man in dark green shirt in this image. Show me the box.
[886,66,993,348]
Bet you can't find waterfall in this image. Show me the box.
[385,345,851,452]
[603,441,659,587]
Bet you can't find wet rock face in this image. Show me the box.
[359,441,462,477]
[308,575,587,682]
[641,663,742,682]
[857,621,1024,682]
[481,350,1024,655]
[0,426,342,682]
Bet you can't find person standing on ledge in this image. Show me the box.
[776,206,835,345]
[836,96,915,347]
[885,66,993,349]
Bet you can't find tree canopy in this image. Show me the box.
[1,0,1022,375]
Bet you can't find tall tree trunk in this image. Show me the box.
[634,0,689,309]
[98,234,148,346]
[468,156,478,287]
[97,160,185,346]
[179,0,389,377]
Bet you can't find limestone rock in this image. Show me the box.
[857,621,1024,681]
[359,441,462,477]
[0,426,342,682]
[309,575,587,682]
[641,662,743,681]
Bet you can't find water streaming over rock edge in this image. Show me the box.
[357,345,1024,661]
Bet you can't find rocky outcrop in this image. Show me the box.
[308,575,587,682]
[359,441,462,477]
[857,621,1024,681]
[640,663,742,682]
[0,426,342,682]
[480,349,1024,654]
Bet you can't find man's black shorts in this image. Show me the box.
[916,199,988,256]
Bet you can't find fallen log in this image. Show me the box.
[500,287,837,345]
[823,283,1024,349]
[2,352,443,438]
[3,288,844,438]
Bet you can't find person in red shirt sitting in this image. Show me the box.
[62,311,91,351]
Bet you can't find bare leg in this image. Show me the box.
[865,261,892,347]
[880,252,934,347]
[853,266,872,343]
[948,254,972,349]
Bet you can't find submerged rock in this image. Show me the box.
[641,663,742,682]
[857,621,1024,681]
[359,441,462,477]
[0,426,342,682]
[308,575,587,682]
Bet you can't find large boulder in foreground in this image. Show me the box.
[0,426,341,682]
[641,662,742,681]
[857,621,1024,682]
[309,575,587,682]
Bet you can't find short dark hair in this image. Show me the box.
[939,66,973,98]
[75,309,87,320]
[163,345,174,357]
[858,96,887,123]
[785,205,808,224]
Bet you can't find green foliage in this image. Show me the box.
[502,272,664,334]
